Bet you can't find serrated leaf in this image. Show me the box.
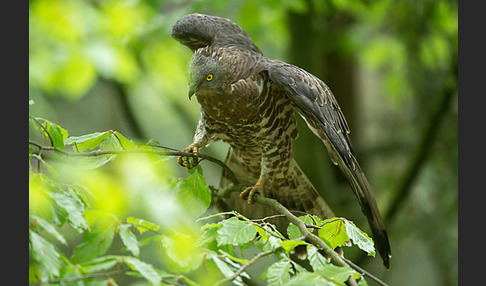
[119,224,140,257]
[279,240,307,254]
[125,257,161,285]
[200,223,222,246]
[177,165,211,218]
[256,234,283,253]
[318,218,349,249]
[219,249,249,264]
[344,220,376,256]
[82,255,121,273]
[64,132,110,152]
[71,216,117,263]
[217,217,257,246]
[29,230,62,277]
[44,121,68,150]
[30,215,67,245]
[287,215,324,240]
[307,245,328,271]
[113,131,138,149]
[100,133,123,151]
[208,252,246,286]
[316,264,357,283]
[254,225,269,242]
[49,191,88,231]
[261,258,293,286]
[126,216,160,234]
[286,272,335,286]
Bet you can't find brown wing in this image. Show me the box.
[171,13,262,54]
[268,61,392,269]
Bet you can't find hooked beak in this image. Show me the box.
[188,82,197,100]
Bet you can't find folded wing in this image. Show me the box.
[268,61,392,269]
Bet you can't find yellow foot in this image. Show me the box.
[177,144,199,169]
[240,184,264,204]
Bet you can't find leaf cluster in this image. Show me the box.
[29,117,378,285]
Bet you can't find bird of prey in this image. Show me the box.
[171,13,391,268]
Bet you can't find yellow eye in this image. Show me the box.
[206,74,214,81]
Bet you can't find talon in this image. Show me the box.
[177,144,200,169]
[240,185,263,204]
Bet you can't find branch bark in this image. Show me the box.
[29,140,387,285]
[253,195,362,286]
[215,246,283,286]
[28,140,240,185]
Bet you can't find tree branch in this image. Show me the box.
[253,195,345,265]
[252,195,360,286]
[28,140,240,185]
[29,140,387,285]
[252,195,389,286]
[215,246,283,286]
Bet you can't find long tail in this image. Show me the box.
[338,155,392,269]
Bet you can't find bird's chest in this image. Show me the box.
[196,76,264,125]
[196,75,297,148]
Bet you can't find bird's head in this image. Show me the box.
[187,47,238,100]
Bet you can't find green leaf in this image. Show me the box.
[200,223,222,247]
[30,215,67,245]
[161,230,204,271]
[316,264,357,283]
[279,240,307,254]
[208,252,246,286]
[219,249,249,264]
[256,234,283,253]
[287,214,324,240]
[49,190,88,232]
[113,131,138,149]
[29,230,62,277]
[318,218,349,249]
[126,216,160,234]
[100,133,123,150]
[261,258,293,286]
[118,224,140,257]
[307,245,328,271]
[44,120,68,150]
[71,215,117,263]
[196,211,238,222]
[64,132,110,152]
[82,255,122,273]
[344,220,376,256]
[125,257,161,285]
[176,165,211,218]
[217,217,257,246]
[286,271,335,286]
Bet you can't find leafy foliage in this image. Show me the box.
[29,0,458,284]
[29,117,378,285]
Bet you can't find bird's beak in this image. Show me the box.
[188,82,196,100]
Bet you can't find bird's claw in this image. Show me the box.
[240,184,264,204]
[177,144,199,169]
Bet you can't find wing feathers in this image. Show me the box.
[268,61,391,268]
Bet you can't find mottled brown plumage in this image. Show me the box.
[171,13,391,268]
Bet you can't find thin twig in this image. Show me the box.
[29,140,387,285]
[28,140,240,185]
[215,246,283,285]
[253,195,361,286]
[341,257,389,286]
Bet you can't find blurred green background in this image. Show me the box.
[29,0,458,285]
